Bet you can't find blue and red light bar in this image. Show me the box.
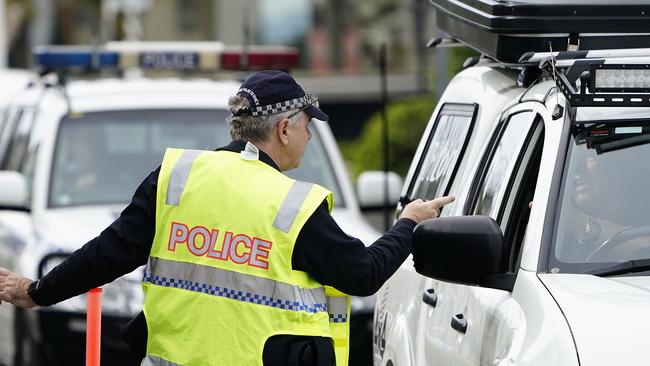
[33,42,299,71]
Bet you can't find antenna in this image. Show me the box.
[548,42,564,120]
[379,44,390,231]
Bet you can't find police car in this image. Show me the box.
[374,1,650,365]
[0,43,380,366]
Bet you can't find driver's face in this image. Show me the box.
[570,146,645,224]
[573,154,598,208]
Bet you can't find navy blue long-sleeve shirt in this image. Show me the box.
[28,140,416,365]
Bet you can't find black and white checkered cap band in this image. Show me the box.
[250,96,313,117]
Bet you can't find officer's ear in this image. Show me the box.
[276,117,290,146]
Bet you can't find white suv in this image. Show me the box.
[374,1,650,365]
[0,44,379,366]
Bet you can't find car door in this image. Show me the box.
[386,103,477,366]
[418,103,546,366]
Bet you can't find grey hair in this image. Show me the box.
[226,96,301,142]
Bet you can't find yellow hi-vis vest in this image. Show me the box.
[141,148,350,366]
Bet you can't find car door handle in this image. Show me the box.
[422,288,437,308]
[451,313,467,334]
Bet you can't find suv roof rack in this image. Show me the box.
[426,36,463,49]
[520,48,650,64]
[541,60,650,108]
[430,0,650,63]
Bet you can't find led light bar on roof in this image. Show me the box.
[33,43,299,72]
[541,62,650,108]
[592,64,650,93]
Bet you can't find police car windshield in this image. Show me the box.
[49,109,342,208]
[551,120,650,273]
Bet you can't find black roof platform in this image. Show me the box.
[430,0,650,63]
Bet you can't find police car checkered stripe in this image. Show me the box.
[141,355,181,366]
[250,96,309,117]
[327,296,349,323]
[273,180,313,233]
[144,257,328,314]
[166,149,203,206]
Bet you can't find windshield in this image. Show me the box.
[49,109,343,208]
[551,120,650,273]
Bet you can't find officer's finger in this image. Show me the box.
[0,270,9,285]
[0,267,11,281]
[427,195,455,209]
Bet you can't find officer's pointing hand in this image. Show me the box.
[400,196,455,224]
[0,267,37,308]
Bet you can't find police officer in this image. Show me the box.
[0,70,454,366]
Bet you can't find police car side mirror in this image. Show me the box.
[413,216,513,291]
[356,171,402,210]
[0,171,29,211]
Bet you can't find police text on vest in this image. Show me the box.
[168,222,272,269]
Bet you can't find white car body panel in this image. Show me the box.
[540,274,650,366]
[0,69,34,112]
[37,206,125,250]
[373,255,423,366]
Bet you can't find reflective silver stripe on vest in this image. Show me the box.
[327,296,348,323]
[141,354,182,366]
[165,150,203,206]
[273,181,314,233]
[144,257,327,314]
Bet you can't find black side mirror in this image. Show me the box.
[413,216,513,291]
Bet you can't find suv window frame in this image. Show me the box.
[405,102,478,200]
[464,109,537,220]
[497,116,543,226]
[539,107,573,273]
[501,118,544,271]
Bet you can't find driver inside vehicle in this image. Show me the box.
[52,125,107,206]
[554,126,650,264]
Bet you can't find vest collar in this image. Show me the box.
[217,140,281,172]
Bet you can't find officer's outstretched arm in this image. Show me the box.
[0,267,37,308]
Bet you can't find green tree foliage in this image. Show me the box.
[341,95,435,179]
[448,47,480,77]
[340,46,477,180]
